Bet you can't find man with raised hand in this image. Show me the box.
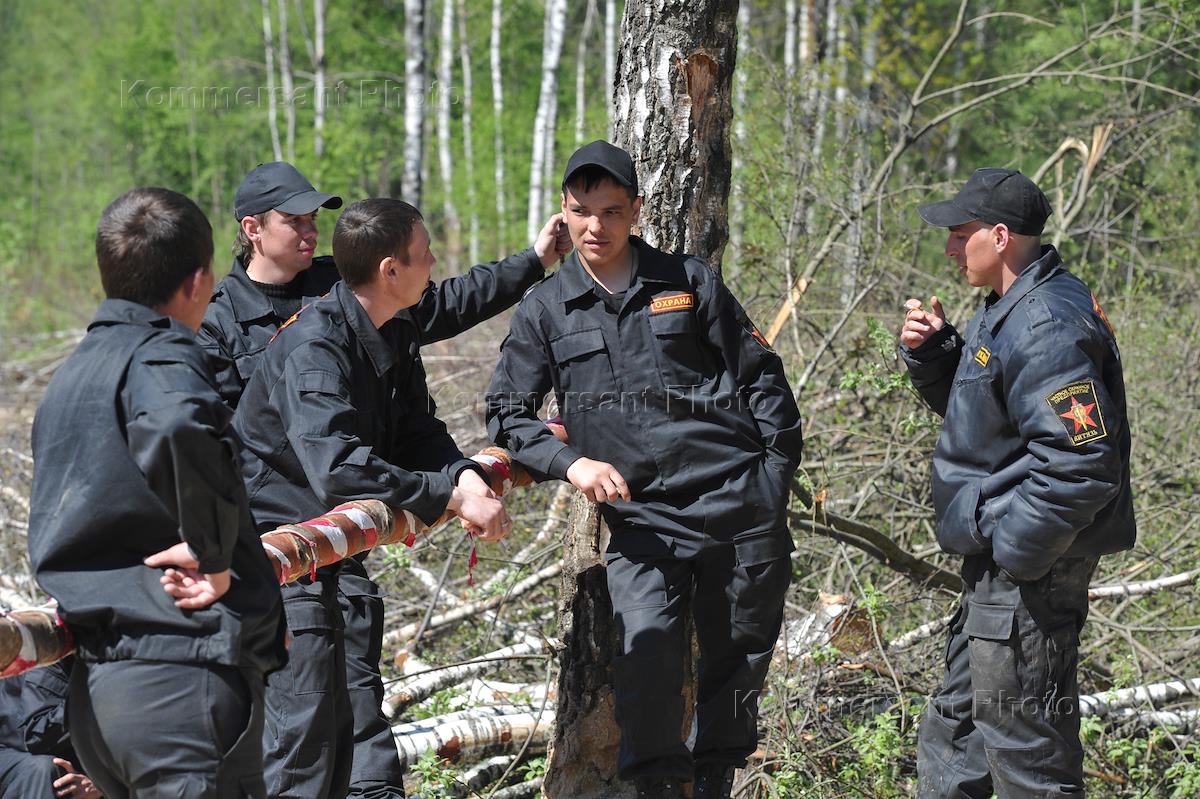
[901,168,1135,797]
[234,196,569,799]
[200,162,566,798]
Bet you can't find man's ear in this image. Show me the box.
[380,255,398,283]
[241,215,262,242]
[992,223,1011,252]
[182,265,209,303]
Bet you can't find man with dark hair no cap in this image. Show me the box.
[201,162,565,798]
[27,187,287,798]
[901,168,1135,797]
[487,141,803,798]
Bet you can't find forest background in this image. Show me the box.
[2,0,1200,796]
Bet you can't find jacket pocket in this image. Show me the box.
[550,327,611,403]
[935,481,990,555]
[649,311,709,387]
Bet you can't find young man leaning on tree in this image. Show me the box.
[486,140,803,799]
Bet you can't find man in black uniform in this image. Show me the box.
[486,141,803,799]
[26,187,288,798]
[200,163,563,798]
[234,196,570,799]
[901,169,1135,798]
[0,658,100,799]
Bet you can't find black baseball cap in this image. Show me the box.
[918,168,1052,236]
[233,162,343,221]
[562,140,639,195]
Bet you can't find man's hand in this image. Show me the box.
[900,296,947,349]
[52,758,102,798]
[143,543,231,610]
[534,213,572,268]
[566,458,631,504]
[447,487,511,541]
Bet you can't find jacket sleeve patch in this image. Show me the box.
[1046,380,1108,446]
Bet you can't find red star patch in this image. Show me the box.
[1059,396,1098,433]
[1046,381,1108,446]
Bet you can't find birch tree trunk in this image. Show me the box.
[612,0,739,269]
[457,0,479,265]
[604,0,616,137]
[314,0,326,157]
[545,3,740,794]
[436,0,462,271]
[527,0,568,241]
[403,0,427,206]
[276,0,296,162]
[261,0,283,161]
[490,0,507,256]
[575,0,598,146]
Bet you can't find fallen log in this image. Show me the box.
[385,638,561,719]
[1,438,564,679]
[393,705,554,767]
[1080,677,1200,719]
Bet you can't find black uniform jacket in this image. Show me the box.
[901,247,1135,580]
[28,301,287,673]
[485,237,804,564]
[199,251,545,409]
[235,281,480,540]
[0,658,73,760]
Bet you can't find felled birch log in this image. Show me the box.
[393,705,555,766]
[1079,677,1200,718]
[0,604,72,678]
[2,435,567,679]
[385,637,561,718]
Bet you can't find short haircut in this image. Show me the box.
[96,188,214,308]
[233,211,269,263]
[332,198,423,289]
[562,165,637,201]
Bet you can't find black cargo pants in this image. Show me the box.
[338,560,407,798]
[264,577,354,799]
[916,554,1097,798]
[607,542,791,781]
[67,659,266,798]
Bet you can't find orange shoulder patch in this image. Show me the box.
[649,292,694,314]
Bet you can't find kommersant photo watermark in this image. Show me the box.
[119,79,462,111]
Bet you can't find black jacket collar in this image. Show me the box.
[984,245,1063,334]
[334,281,396,376]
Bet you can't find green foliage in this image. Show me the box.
[518,755,547,780]
[835,711,906,797]
[409,750,460,799]
[411,686,465,720]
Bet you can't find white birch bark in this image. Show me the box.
[314,0,326,157]
[457,0,479,265]
[403,0,427,205]
[393,706,555,767]
[490,0,507,255]
[604,0,616,136]
[574,0,597,146]
[437,0,461,271]
[276,0,296,161]
[261,0,283,161]
[526,0,568,241]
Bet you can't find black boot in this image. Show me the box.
[634,777,684,798]
[693,764,735,799]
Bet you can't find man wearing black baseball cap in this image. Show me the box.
[198,161,568,799]
[901,169,1135,798]
[487,141,802,799]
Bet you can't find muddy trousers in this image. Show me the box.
[916,554,1097,798]
[67,660,266,799]
[607,545,790,781]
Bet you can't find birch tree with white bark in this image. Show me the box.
[526,0,567,241]
[436,0,462,271]
[403,0,427,206]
